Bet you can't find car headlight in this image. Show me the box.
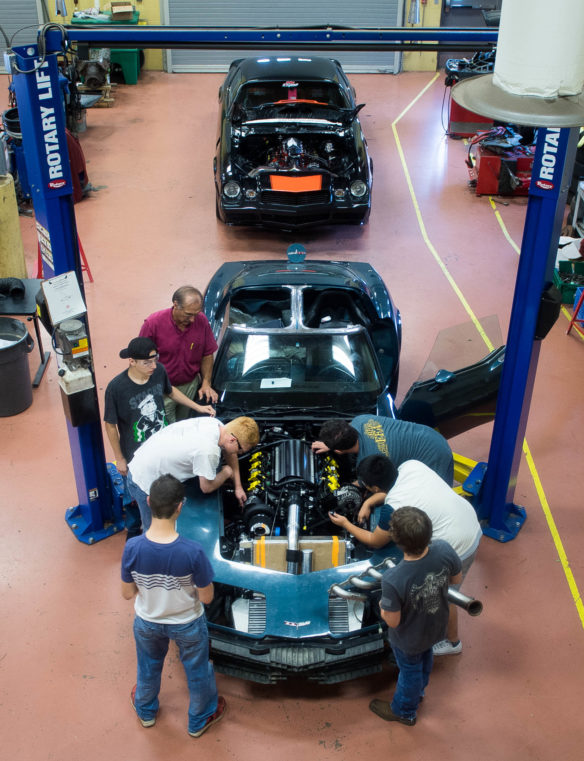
[350,180,367,198]
[334,188,346,199]
[223,181,241,199]
[245,188,257,200]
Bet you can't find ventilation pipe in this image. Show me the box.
[452,0,584,127]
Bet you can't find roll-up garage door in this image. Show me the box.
[0,0,43,73]
[165,1,404,74]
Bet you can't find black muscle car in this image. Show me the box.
[214,56,373,229]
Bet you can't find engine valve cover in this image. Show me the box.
[274,439,315,484]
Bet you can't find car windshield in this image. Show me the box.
[214,328,382,398]
[235,81,350,110]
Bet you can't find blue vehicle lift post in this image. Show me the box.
[475,126,578,541]
[6,24,571,542]
[8,40,123,544]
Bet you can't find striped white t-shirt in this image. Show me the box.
[121,535,214,624]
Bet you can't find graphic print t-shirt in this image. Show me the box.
[380,540,461,654]
[352,414,454,484]
[104,365,172,461]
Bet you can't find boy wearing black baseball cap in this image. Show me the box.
[104,337,215,537]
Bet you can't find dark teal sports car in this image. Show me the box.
[176,251,501,683]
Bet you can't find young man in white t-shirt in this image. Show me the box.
[127,416,259,530]
[329,454,482,655]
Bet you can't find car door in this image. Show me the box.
[397,345,505,438]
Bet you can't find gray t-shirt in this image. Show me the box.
[380,539,461,655]
[352,414,454,484]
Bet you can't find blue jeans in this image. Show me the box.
[391,645,433,720]
[122,476,142,535]
[127,471,151,531]
[133,614,218,734]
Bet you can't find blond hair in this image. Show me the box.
[224,416,260,448]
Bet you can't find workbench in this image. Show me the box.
[0,279,51,387]
[71,10,142,85]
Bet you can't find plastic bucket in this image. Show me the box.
[1,108,21,140]
[0,317,34,416]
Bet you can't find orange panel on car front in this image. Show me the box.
[269,175,322,192]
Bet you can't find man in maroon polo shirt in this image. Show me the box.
[139,286,218,423]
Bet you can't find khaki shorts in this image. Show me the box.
[164,376,201,424]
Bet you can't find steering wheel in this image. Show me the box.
[316,365,355,382]
[243,359,291,379]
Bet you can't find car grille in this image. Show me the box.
[328,597,350,634]
[248,596,267,635]
[270,647,327,668]
[260,190,330,206]
[209,628,387,683]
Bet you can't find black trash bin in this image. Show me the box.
[0,317,35,416]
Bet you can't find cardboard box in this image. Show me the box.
[239,537,347,572]
[110,2,134,20]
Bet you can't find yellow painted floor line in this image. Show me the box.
[393,77,584,629]
[488,197,521,254]
[393,72,441,123]
[391,79,494,354]
[561,306,584,343]
[523,439,584,627]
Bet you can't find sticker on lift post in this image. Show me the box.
[532,128,567,195]
[36,220,54,270]
[41,271,87,325]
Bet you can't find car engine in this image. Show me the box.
[220,423,362,570]
[238,134,352,174]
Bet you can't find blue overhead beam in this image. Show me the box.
[59,25,498,50]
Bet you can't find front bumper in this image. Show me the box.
[209,624,387,684]
[218,190,370,229]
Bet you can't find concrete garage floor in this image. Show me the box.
[2,70,584,760]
